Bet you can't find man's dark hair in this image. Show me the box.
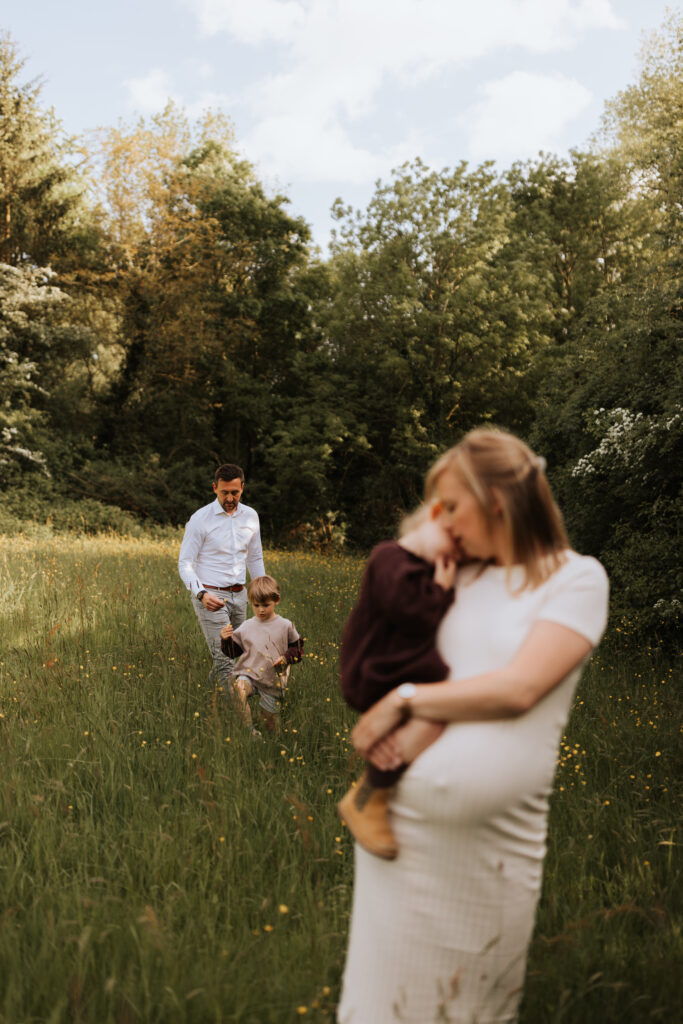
[214,463,245,485]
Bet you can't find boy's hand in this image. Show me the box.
[220,623,234,639]
[434,553,457,590]
[273,656,285,669]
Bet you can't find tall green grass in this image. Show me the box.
[0,534,680,1023]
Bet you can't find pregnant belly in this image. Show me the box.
[395,717,558,828]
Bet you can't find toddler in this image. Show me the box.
[221,575,303,736]
[338,504,457,858]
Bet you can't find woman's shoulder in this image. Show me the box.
[535,550,610,645]
[553,550,609,591]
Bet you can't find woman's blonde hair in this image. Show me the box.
[425,427,569,589]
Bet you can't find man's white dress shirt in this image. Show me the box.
[178,499,266,596]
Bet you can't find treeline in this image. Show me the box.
[0,16,680,640]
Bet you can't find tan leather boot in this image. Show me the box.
[337,772,398,860]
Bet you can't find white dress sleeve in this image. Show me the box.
[537,553,610,647]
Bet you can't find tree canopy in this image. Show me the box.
[0,14,680,642]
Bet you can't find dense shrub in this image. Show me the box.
[0,483,178,538]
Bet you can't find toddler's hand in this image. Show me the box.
[220,623,234,639]
[273,655,285,667]
[434,553,457,590]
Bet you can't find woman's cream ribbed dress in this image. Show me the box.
[338,552,609,1024]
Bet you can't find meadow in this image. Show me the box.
[0,532,679,1023]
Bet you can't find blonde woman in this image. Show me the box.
[338,427,609,1024]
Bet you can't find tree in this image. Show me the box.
[0,264,65,480]
[0,33,93,270]
[313,159,546,544]
[531,11,683,640]
[78,112,315,526]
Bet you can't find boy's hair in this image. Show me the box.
[214,463,244,485]
[247,575,281,604]
[425,427,569,590]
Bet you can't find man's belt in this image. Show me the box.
[202,583,244,593]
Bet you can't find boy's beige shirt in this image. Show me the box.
[230,614,301,694]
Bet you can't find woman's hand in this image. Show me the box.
[351,692,403,758]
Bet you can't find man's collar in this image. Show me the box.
[212,498,244,516]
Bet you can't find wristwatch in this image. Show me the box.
[196,590,207,602]
[396,682,417,718]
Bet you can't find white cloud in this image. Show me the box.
[124,69,234,128]
[243,111,422,183]
[187,0,622,68]
[185,89,237,120]
[180,1,624,182]
[463,71,593,163]
[244,115,385,182]
[124,69,180,112]
[191,0,306,44]
[195,61,214,81]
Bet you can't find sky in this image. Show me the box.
[3,1,678,251]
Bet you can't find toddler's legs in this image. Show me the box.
[367,763,405,788]
[337,770,401,861]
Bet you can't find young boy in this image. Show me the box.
[338,504,457,859]
[220,575,303,736]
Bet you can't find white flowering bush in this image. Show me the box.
[565,405,682,638]
[571,406,682,481]
[0,264,65,483]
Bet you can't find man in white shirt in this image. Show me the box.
[178,463,266,694]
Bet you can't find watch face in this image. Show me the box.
[398,683,416,700]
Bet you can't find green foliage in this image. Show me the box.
[0,32,95,269]
[88,113,316,526]
[504,149,646,345]
[530,11,683,644]
[0,481,173,537]
[0,15,681,641]
[0,263,66,481]
[600,8,683,233]
[0,261,114,490]
[314,159,545,545]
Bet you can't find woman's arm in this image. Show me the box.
[352,619,592,759]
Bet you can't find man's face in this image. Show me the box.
[213,476,244,514]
